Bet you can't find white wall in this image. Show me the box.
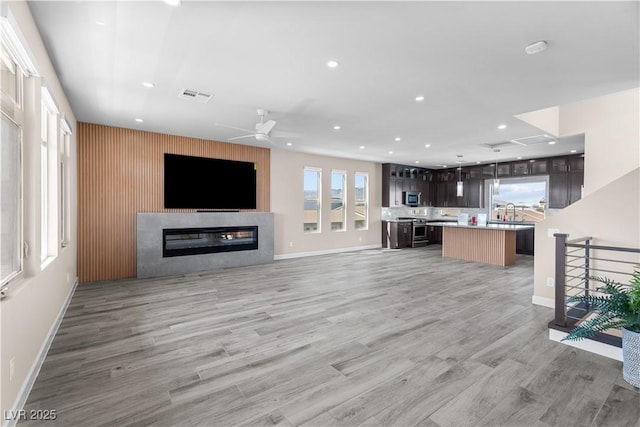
[271,149,381,257]
[533,89,640,306]
[559,89,640,196]
[1,2,78,421]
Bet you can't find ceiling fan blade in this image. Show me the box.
[256,119,277,135]
[228,134,256,141]
[214,123,255,134]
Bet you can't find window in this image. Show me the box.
[354,173,368,230]
[331,170,346,231]
[1,49,20,107]
[303,167,321,233]
[1,113,22,284]
[1,47,23,285]
[488,178,547,223]
[41,87,59,265]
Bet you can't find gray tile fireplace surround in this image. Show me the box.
[137,212,274,278]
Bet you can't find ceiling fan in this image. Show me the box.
[215,109,279,143]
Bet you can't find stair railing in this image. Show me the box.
[553,234,639,338]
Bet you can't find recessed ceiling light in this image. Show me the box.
[333,125,341,130]
[525,40,548,55]
[135,118,143,123]
[164,0,182,6]
[415,95,425,102]
[425,144,431,148]
[443,165,447,168]
[415,161,420,164]
[359,146,365,149]
[394,137,401,142]
[476,161,481,164]
[286,142,292,146]
[388,151,394,155]
[548,140,556,145]
[517,156,523,160]
[326,60,339,68]
[497,124,507,130]
[142,82,155,88]
[570,149,577,153]
[95,21,106,26]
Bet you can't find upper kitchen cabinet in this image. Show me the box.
[464,179,484,208]
[497,163,511,177]
[569,155,584,172]
[550,157,569,173]
[512,161,530,176]
[482,164,497,178]
[530,159,549,175]
[382,163,436,207]
[548,154,584,208]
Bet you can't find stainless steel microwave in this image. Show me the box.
[403,191,421,207]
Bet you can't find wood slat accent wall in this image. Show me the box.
[78,123,270,282]
[442,227,516,266]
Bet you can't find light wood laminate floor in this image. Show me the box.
[21,247,640,426]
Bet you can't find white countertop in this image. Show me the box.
[427,222,535,230]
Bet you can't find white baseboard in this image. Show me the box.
[274,244,382,260]
[532,295,555,308]
[549,328,623,362]
[3,278,78,427]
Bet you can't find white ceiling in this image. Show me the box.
[28,1,639,168]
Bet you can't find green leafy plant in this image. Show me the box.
[563,266,640,341]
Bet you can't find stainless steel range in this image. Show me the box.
[398,217,429,247]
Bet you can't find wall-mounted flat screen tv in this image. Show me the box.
[164,153,257,210]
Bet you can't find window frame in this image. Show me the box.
[59,118,72,247]
[303,166,322,234]
[330,170,347,232]
[354,172,369,230]
[0,46,24,286]
[40,86,60,267]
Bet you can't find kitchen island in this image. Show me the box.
[428,222,535,266]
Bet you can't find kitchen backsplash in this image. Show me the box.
[381,206,486,220]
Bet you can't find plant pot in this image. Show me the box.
[622,327,640,388]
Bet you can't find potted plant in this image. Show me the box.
[563,266,640,388]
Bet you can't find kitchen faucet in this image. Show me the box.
[505,203,516,222]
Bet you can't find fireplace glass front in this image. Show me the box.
[163,226,258,257]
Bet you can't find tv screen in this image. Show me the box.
[164,153,257,210]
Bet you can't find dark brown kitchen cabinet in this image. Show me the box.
[530,159,548,175]
[516,228,535,255]
[427,225,442,244]
[549,173,569,209]
[497,163,511,177]
[569,155,584,172]
[550,157,569,173]
[444,182,460,207]
[482,164,497,178]
[548,155,585,208]
[467,166,483,180]
[569,171,584,205]
[381,220,412,249]
[512,161,530,176]
[464,179,483,208]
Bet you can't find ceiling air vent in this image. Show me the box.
[178,88,214,104]
[483,134,557,150]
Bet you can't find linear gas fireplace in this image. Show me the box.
[163,226,259,258]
